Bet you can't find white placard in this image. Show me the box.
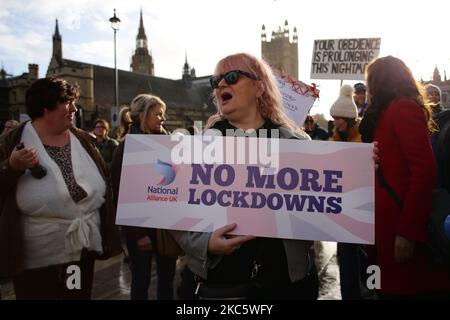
[310,38,381,80]
[273,68,319,126]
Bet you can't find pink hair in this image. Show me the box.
[205,53,302,134]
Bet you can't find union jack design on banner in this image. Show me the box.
[116,134,374,244]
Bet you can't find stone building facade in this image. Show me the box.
[261,20,299,80]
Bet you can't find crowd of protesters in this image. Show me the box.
[0,53,449,300]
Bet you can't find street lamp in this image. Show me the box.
[109,9,120,110]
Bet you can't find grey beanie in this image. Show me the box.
[330,84,358,119]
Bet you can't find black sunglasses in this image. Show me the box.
[209,70,259,89]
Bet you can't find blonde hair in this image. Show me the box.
[130,94,166,133]
[118,105,131,140]
[205,53,302,134]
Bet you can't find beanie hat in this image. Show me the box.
[330,85,358,119]
[425,84,442,102]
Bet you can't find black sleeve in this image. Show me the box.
[110,141,124,207]
[318,127,330,141]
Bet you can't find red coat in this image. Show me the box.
[374,99,450,294]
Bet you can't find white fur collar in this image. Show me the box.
[16,122,106,269]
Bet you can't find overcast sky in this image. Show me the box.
[1,0,448,117]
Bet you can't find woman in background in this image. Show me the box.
[112,94,177,300]
[117,106,132,141]
[329,84,369,300]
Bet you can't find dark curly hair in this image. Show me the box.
[26,77,79,120]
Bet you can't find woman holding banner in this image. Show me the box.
[360,56,450,299]
[171,52,320,300]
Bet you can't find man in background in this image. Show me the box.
[304,115,329,140]
[92,118,119,165]
[353,83,368,118]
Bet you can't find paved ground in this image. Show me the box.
[316,242,341,300]
[1,241,341,300]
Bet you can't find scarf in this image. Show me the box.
[16,122,106,269]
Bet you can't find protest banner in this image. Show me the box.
[310,38,381,80]
[116,134,375,244]
[273,67,319,126]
